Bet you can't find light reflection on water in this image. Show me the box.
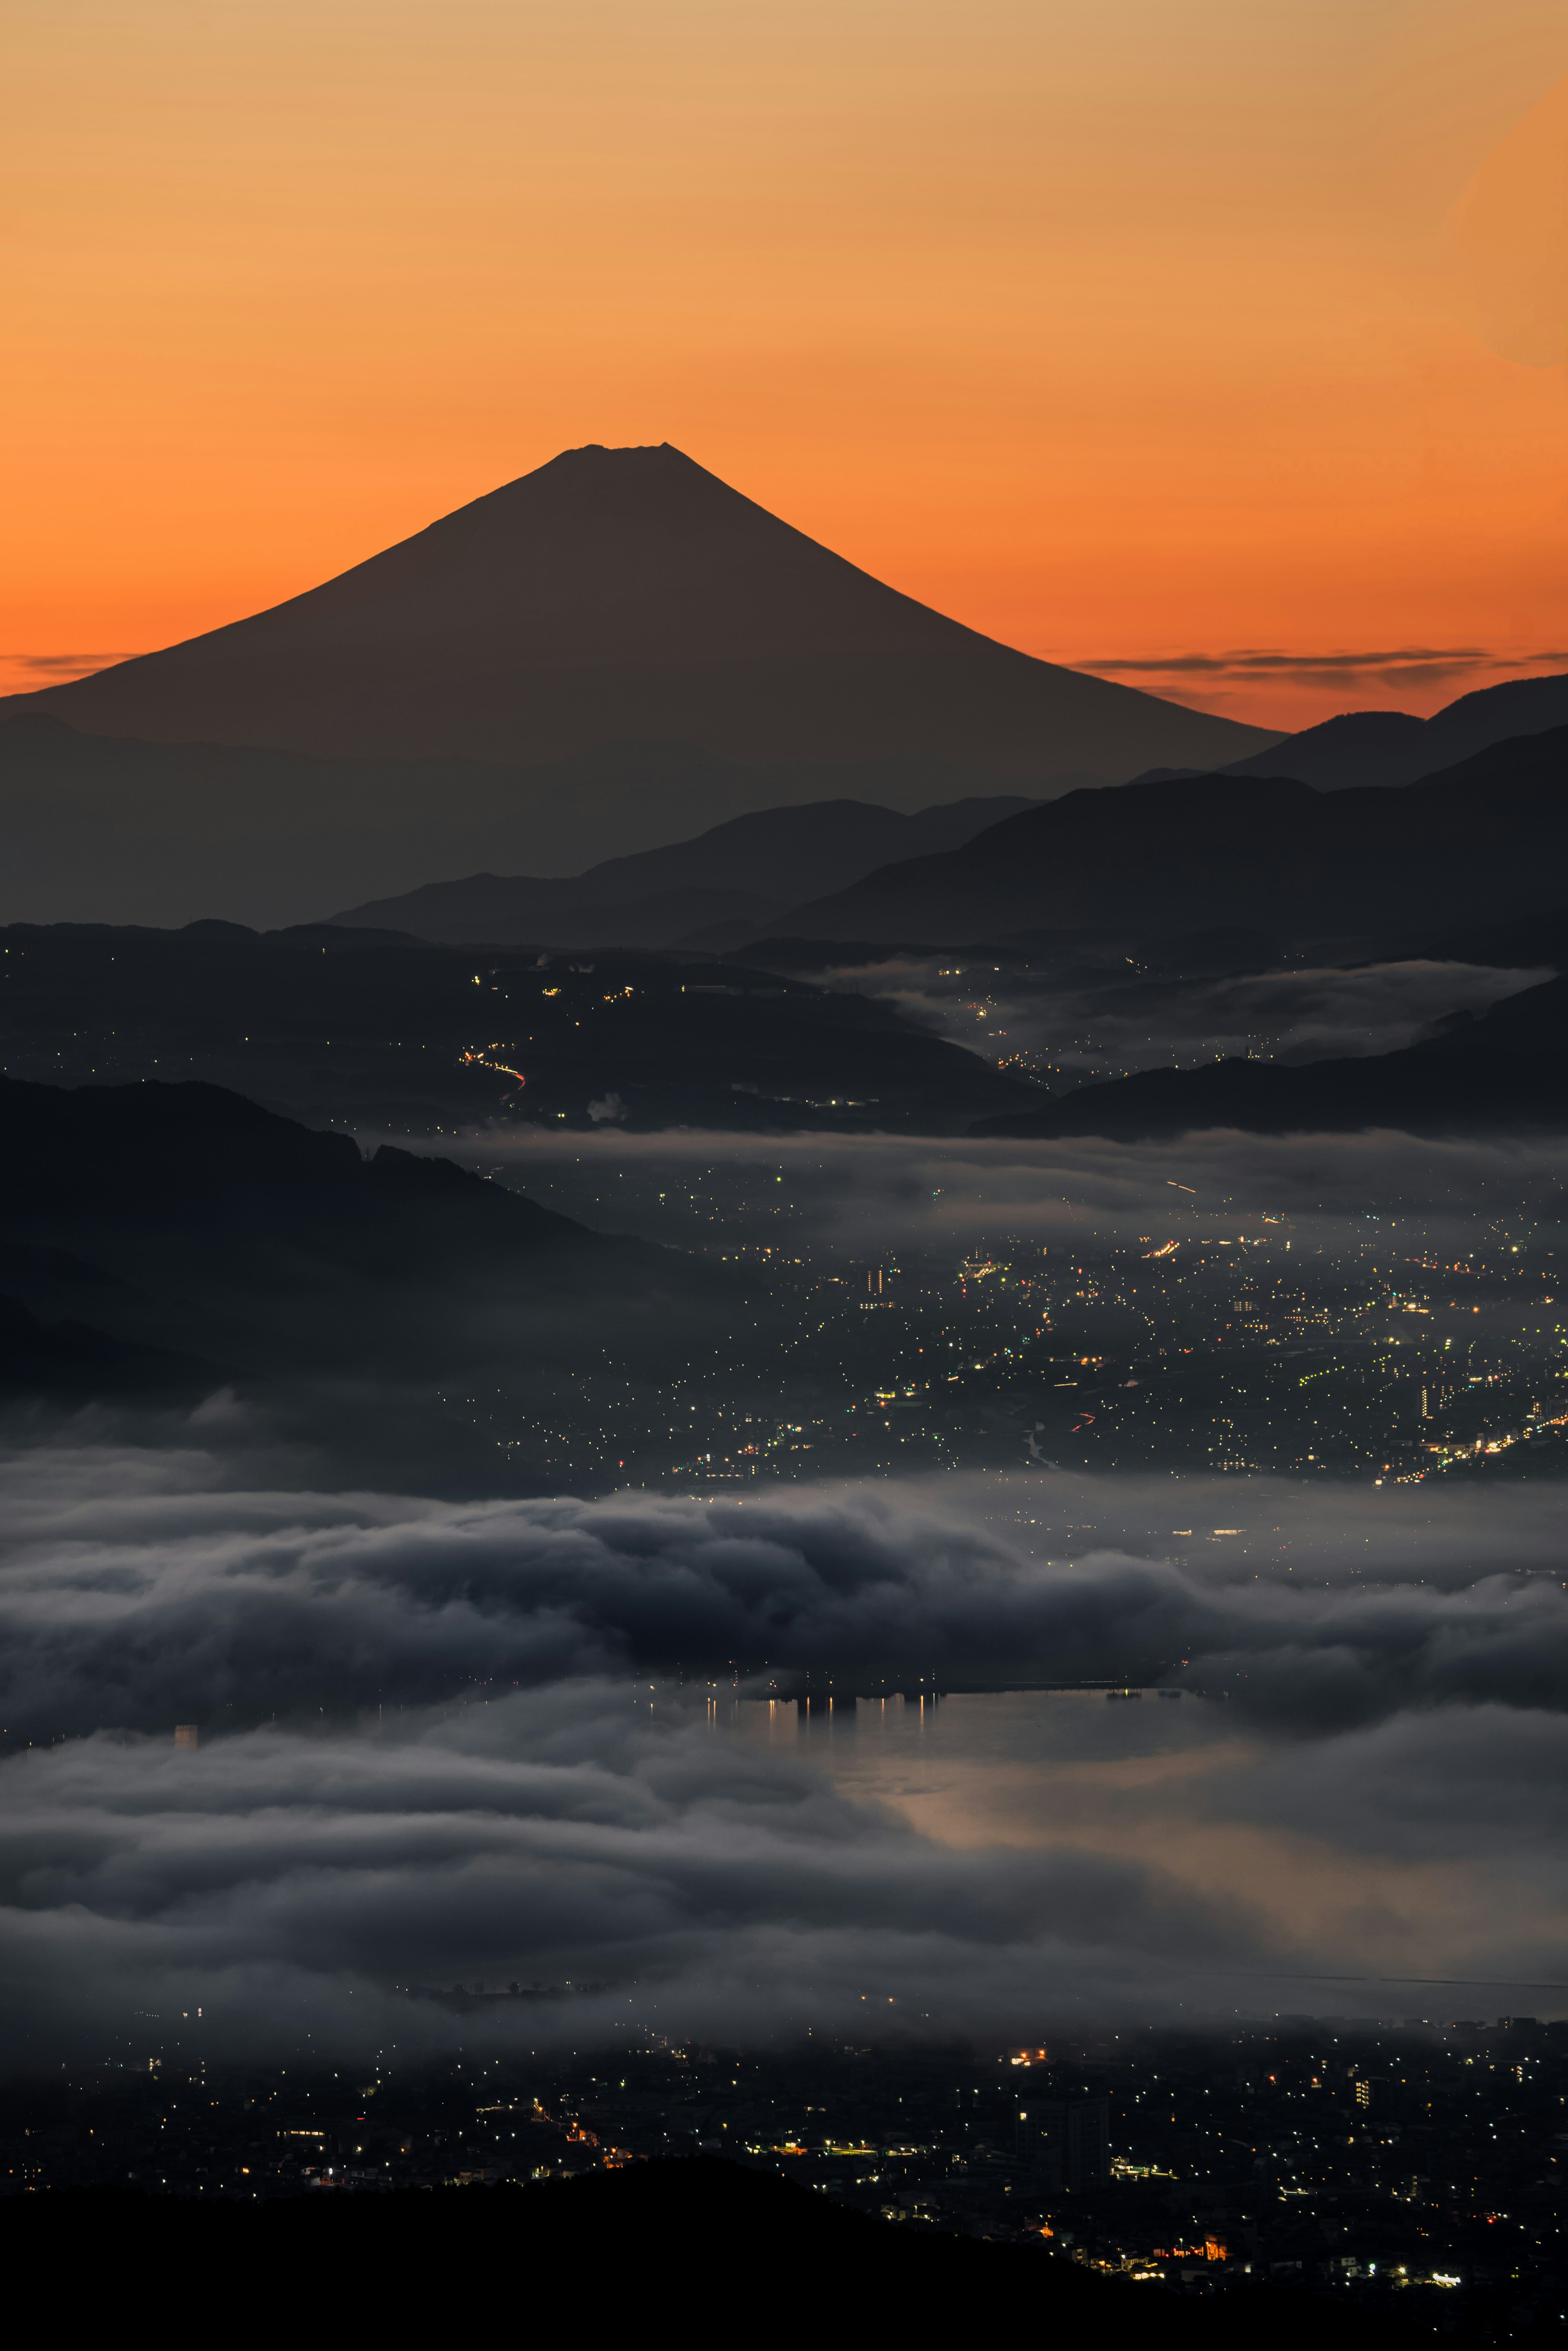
[739,1686,1216,1759]
[733,1686,1238,1850]
[721,1688,1568,1984]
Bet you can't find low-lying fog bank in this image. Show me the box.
[2,1435,1564,2063]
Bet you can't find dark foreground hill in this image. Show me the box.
[971,970,1568,1140]
[0,2164,1439,2349]
[769,726,1568,949]
[330,792,1041,950]
[0,1288,217,1399]
[0,919,1038,1135]
[2,445,1277,784]
[0,1074,736,1396]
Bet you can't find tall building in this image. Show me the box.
[174,1724,199,1749]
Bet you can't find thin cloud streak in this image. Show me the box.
[0,653,131,677]
[1076,649,1568,698]
[441,1122,1568,1259]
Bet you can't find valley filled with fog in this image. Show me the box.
[5,1101,1566,2067]
[811,950,1550,1087]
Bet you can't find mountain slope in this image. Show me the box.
[3,444,1277,780]
[330,793,1042,947]
[0,1289,219,1398]
[1216,709,1428,789]
[1217,671,1568,789]
[0,1074,731,1382]
[0,713,1057,930]
[0,920,1039,1134]
[762,726,1568,949]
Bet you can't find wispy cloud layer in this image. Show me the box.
[0,653,130,689]
[1078,649,1568,698]
[813,956,1545,1086]
[451,1121,1568,1260]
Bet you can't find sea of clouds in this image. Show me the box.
[5,1448,1568,1735]
[3,1436,1565,2062]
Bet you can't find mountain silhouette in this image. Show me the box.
[0,712,1061,930]
[3,445,1276,780]
[758,727,1568,949]
[330,793,1042,948]
[0,920,1040,1136]
[1211,671,1568,790]
[1217,709,1429,789]
[0,1074,739,1384]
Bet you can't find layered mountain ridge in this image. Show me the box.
[1212,671,1568,790]
[0,715,1052,930]
[330,793,1042,949]
[759,727,1568,949]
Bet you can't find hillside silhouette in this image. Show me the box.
[0,1074,738,1391]
[2,2164,1429,2351]
[1213,671,1568,789]
[765,727,1568,949]
[0,714,1059,930]
[331,793,1040,948]
[4,445,1276,780]
[0,920,1038,1134]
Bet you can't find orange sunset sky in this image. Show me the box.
[6,0,1567,731]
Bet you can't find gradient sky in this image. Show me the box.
[6,0,1566,729]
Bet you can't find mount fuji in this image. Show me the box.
[4,443,1276,779]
